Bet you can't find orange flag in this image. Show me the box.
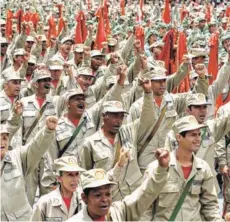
[205,3,211,23]
[48,15,57,39]
[162,0,171,24]
[103,0,111,37]
[180,3,188,23]
[208,32,219,84]
[120,0,125,16]
[226,5,230,17]
[94,7,106,50]
[31,12,40,31]
[75,11,87,44]
[6,10,13,40]
[176,31,189,92]
[135,26,145,50]
[15,9,23,34]
[159,29,174,75]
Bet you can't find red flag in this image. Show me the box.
[6,10,13,40]
[120,0,125,16]
[162,0,171,24]
[159,29,174,75]
[15,9,23,34]
[208,32,219,84]
[176,31,189,92]
[94,7,106,50]
[48,15,57,39]
[75,11,87,44]
[31,12,40,31]
[180,3,188,23]
[103,0,111,37]
[205,3,211,23]
[135,26,145,50]
[226,6,230,17]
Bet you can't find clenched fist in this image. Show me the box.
[46,116,58,130]
[155,148,170,169]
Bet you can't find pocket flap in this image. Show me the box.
[22,111,36,117]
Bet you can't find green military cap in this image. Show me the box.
[148,67,168,81]
[196,16,206,23]
[149,41,164,50]
[221,34,230,44]
[32,68,52,82]
[81,169,116,190]
[86,20,94,25]
[208,20,217,27]
[0,125,10,134]
[55,156,85,174]
[48,60,63,70]
[26,35,36,43]
[126,26,133,32]
[221,17,228,23]
[102,101,128,114]
[13,48,26,56]
[187,93,212,107]
[172,115,206,134]
[157,22,167,29]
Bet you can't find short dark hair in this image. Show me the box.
[179,131,189,137]
[83,188,92,197]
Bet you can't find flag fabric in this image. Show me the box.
[176,31,190,92]
[120,0,125,16]
[103,0,111,37]
[75,11,87,44]
[162,0,171,24]
[135,25,145,50]
[48,15,57,39]
[208,32,219,84]
[15,9,23,34]
[205,3,211,23]
[94,7,106,49]
[159,29,174,75]
[6,10,13,40]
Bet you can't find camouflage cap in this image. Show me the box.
[5,72,25,82]
[13,48,26,56]
[221,34,230,44]
[148,67,168,80]
[54,156,85,174]
[149,41,164,50]
[28,55,37,64]
[26,35,35,42]
[188,48,209,58]
[0,37,9,44]
[187,93,212,107]
[48,60,63,70]
[32,68,52,82]
[102,101,128,114]
[221,17,228,23]
[74,44,85,53]
[77,67,94,77]
[60,36,75,45]
[0,124,10,134]
[107,38,117,46]
[172,115,206,134]
[65,88,85,101]
[81,169,116,190]
[91,50,105,58]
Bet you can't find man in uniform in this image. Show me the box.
[145,115,224,221]
[67,148,169,222]
[1,115,58,221]
[165,93,230,193]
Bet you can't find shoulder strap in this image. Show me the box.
[112,133,122,168]
[58,118,87,158]
[169,175,196,221]
[138,104,167,158]
[22,102,49,145]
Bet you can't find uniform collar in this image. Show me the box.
[82,205,94,221]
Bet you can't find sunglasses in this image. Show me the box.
[1,44,8,47]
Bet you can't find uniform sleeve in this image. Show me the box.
[200,162,224,221]
[120,165,168,221]
[30,198,46,221]
[120,34,135,64]
[79,141,94,170]
[20,126,56,176]
[193,76,209,95]
[166,63,189,93]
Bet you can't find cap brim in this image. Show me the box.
[75,49,84,53]
[37,76,52,81]
[188,101,212,106]
[103,108,129,114]
[151,76,168,80]
[179,124,207,134]
[83,179,116,190]
[58,166,86,172]
[49,65,63,70]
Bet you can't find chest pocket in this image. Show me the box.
[158,181,180,208]
[164,109,178,129]
[45,217,62,222]
[45,107,56,116]
[56,130,72,142]
[93,149,110,171]
[189,179,202,207]
[3,168,23,197]
[0,104,10,122]
[23,110,36,128]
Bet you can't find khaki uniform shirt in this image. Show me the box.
[165,112,230,193]
[1,127,55,221]
[145,151,223,221]
[30,187,82,221]
[66,166,168,222]
[80,92,155,200]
